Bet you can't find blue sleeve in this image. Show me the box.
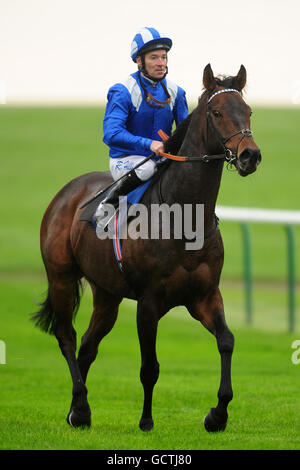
[103,84,153,153]
[173,87,189,126]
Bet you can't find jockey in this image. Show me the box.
[96,27,188,228]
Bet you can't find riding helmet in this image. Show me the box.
[131,27,172,62]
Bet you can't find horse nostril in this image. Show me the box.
[257,150,262,164]
[240,148,261,166]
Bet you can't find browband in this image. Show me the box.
[207,88,240,104]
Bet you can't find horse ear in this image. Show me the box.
[234,65,247,91]
[203,63,216,91]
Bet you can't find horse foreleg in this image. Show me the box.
[205,322,234,432]
[188,287,234,432]
[136,298,160,431]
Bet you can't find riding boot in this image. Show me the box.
[95,170,142,229]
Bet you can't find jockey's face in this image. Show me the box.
[137,49,168,80]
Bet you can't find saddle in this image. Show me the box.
[79,160,170,225]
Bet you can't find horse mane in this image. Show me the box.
[215,75,244,96]
[164,112,194,155]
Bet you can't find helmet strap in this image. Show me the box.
[138,71,171,108]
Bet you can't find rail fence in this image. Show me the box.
[216,206,300,332]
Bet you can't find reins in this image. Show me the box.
[157,129,233,164]
[158,132,238,171]
[158,148,235,164]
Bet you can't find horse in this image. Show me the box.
[32,64,261,432]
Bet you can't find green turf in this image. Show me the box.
[1,277,300,450]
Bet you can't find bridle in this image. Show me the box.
[206,88,253,170]
[159,88,253,170]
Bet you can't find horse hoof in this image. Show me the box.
[139,418,154,432]
[204,407,228,432]
[67,408,91,429]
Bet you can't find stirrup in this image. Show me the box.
[94,200,117,231]
[96,210,117,231]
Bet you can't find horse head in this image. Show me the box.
[203,63,261,176]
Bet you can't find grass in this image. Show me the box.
[1,276,300,450]
[0,106,300,450]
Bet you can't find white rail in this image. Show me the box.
[216,206,300,225]
[215,205,298,332]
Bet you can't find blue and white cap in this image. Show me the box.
[131,27,172,62]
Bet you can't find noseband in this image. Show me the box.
[206,88,252,169]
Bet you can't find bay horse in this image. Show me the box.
[32,64,261,432]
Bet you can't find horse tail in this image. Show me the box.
[31,279,84,335]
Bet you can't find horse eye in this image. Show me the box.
[212,110,221,118]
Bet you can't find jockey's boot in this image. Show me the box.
[95,170,142,229]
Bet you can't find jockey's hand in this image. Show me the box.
[150,140,164,156]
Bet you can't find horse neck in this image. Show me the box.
[162,100,224,231]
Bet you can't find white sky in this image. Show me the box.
[1,0,300,105]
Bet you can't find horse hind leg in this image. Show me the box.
[77,285,122,384]
[33,274,91,428]
[52,276,92,428]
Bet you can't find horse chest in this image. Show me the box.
[154,260,214,305]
